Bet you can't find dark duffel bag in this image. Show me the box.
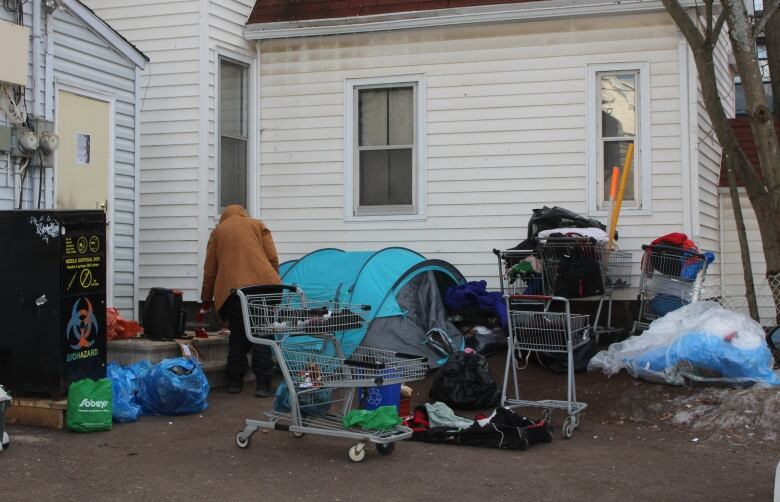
[142,288,186,340]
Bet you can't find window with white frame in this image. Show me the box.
[219,57,249,210]
[587,63,650,213]
[346,76,425,218]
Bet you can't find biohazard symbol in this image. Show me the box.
[65,297,98,350]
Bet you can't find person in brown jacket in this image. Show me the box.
[200,205,281,397]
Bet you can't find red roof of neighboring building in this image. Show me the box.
[247,0,541,25]
[720,117,780,187]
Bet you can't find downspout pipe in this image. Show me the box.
[32,0,42,118]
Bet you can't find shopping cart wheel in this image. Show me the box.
[544,430,553,443]
[574,414,582,429]
[562,417,575,439]
[290,431,306,439]
[375,442,395,456]
[348,443,367,462]
[542,408,552,422]
[235,431,251,449]
[517,437,530,451]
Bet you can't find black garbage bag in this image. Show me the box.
[464,326,507,356]
[527,206,607,240]
[512,206,614,250]
[429,351,500,409]
[537,336,600,373]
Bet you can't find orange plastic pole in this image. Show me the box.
[609,143,635,246]
[606,166,619,249]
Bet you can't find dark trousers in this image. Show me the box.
[221,295,275,387]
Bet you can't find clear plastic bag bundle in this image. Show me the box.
[589,302,780,387]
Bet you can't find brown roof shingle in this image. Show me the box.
[247,0,540,25]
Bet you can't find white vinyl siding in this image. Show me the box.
[51,7,139,316]
[258,13,688,291]
[719,189,777,325]
[694,23,734,287]
[83,0,203,300]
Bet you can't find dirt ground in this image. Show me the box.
[1,353,778,502]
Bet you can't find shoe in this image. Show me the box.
[227,383,242,394]
[255,384,275,398]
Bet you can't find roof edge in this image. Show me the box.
[244,0,690,41]
[62,0,149,69]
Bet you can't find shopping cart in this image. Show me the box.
[493,248,545,298]
[632,244,710,334]
[538,237,632,337]
[501,294,590,439]
[233,285,428,462]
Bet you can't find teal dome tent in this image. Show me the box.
[279,247,466,367]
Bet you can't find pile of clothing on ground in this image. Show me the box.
[403,402,552,451]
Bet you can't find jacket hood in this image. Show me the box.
[220,205,249,224]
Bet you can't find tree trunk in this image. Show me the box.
[725,161,760,321]
[723,0,780,193]
[765,0,780,117]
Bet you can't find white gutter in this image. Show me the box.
[32,0,42,117]
[244,0,698,40]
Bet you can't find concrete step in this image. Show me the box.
[107,333,252,389]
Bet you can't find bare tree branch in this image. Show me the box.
[705,0,714,39]
[756,0,780,35]
[713,9,728,43]
[662,0,706,51]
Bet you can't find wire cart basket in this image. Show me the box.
[632,244,710,334]
[504,294,590,439]
[494,249,590,438]
[538,237,632,337]
[233,285,428,462]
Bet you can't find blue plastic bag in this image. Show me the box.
[273,382,331,418]
[139,358,210,415]
[107,363,143,423]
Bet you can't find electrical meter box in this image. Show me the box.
[0,21,29,86]
[0,210,107,396]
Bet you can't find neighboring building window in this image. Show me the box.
[219,58,249,210]
[346,76,426,219]
[587,63,650,213]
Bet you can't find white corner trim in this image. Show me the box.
[133,66,142,320]
[678,32,693,236]
[60,0,147,69]
[255,41,263,218]
[244,0,694,40]
[196,0,209,303]
[343,74,427,223]
[586,61,652,217]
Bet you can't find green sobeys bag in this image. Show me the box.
[67,378,113,432]
[342,406,402,431]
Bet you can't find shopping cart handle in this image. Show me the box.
[394,352,428,362]
[641,244,706,258]
[343,359,387,370]
[508,294,553,301]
